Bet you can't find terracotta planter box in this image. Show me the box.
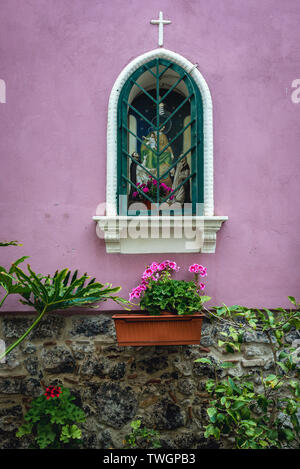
[112,312,204,346]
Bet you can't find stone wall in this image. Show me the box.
[0,313,297,449]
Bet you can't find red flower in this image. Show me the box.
[44,385,62,400]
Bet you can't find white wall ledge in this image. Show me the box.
[93,215,228,254]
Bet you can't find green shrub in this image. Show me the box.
[140,278,210,315]
[197,298,300,449]
[124,420,161,449]
[16,386,85,449]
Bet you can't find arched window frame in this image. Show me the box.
[117,57,203,216]
[107,48,214,216]
[94,48,228,253]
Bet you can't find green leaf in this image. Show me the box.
[264,374,279,388]
[220,362,237,369]
[0,240,22,247]
[16,422,33,437]
[231,400,246,411]
[276,361,289,373]
[13,265,128,314]
[225,343,237,353]
[228,377,242,395]
[282,428,295,442]
[248,319,257,329]
[288,296,297,306]
[264,309,276,327]
[60,424,82,443]
[206,380,215,393]
[36,423,56,449]
[0,271,13,292]
[10,256,30,272]
[131,420,141,430]
[258,440,269,448]
[194,357,213,365]
[214,306,227,316]
[199,295,211,304]
[207,407,217,422]
[204,424,220,439]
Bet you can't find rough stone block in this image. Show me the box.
[95,382,138,429]
[243,345,264,359]
[177,378,196,396]
[241,359,265,367]
[70,315,115,338]
[0,405,23,432]
[137,355,168,374]
[151,398,184,430]
[24,357,39,376]
[3,316,64,340]
[0,377,24,394]
[40,345,76,373]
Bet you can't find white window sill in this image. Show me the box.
[93,215,228,254]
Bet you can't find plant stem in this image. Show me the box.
[265,329,281,429]
[0,305,47,361]
[265,330,278,374]
[0,292,9,308]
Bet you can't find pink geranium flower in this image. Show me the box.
[158,262,167,271]
[143,187,149,193]
[189,264,207,275]
[188,264,198,273]
[150,262,159,271]
[142,268,153,280]
[129,288,139,300]
[168,261,179,271]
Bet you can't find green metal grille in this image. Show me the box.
[117,58,203,215]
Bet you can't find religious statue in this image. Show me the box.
[171,155,191,205]
[129,152,140,200]
[140,127,174,187]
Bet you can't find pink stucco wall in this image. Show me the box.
[0,0,300,311]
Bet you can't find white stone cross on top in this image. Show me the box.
[150,11,171,47]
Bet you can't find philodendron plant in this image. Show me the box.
[196,298,300,449]
[0,241,129,361]
[0,240,28,308]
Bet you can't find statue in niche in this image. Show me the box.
[129,152,140,199]
[140,127,174,187]
[172,155,191,205]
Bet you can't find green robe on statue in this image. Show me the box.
[140,131,173,182]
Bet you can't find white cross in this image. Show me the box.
[0,79,6,104]
[150,11,171,47]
